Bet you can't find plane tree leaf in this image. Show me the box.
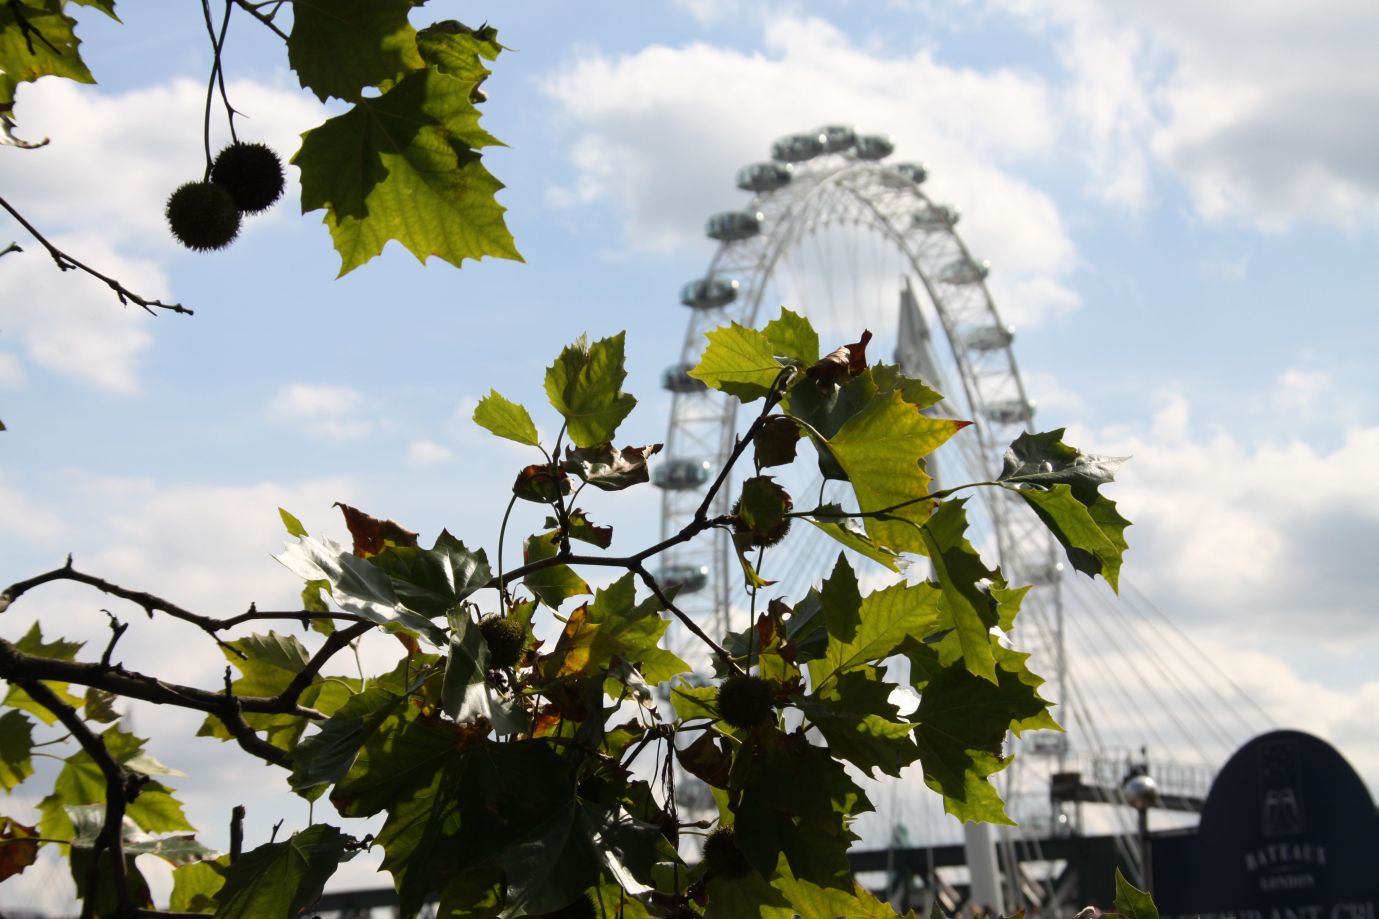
[999,429,1130,590]
[211,824,351,919]
[473,389,540,446]
[920,499,1001,682]
[0,707,34,790]
[690,322,785,402]
[1,623,84,724]
[762,307,820,365]
[1115,868,1160,919]
[441,607,526,734]
[807,570,943,691]
[522,530,592,609]
[538,574,688,687]
[797,669,919,778]
[822,390,968,554]
[287,0,423,102]
[295,67,519,276]
[416,20,502,82]
[368,530,492,618]
[544,332,637,449]
[0,0,96,111]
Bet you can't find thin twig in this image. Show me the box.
[0,196,191,315]
[632,563,742,675]
[231,0,288,40]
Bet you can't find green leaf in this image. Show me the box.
[689,322,783,402]
[473,389,540,445]
[999,428,1127,490]
[803,505,902,572]
[496,798,605,915]
[374,739,571,916]
[368,530,493,618]
[38,728,194,840]
[295,67,519,276]
[290,677,411,802]
[276,533,447,644]
[0,709,34,790]
[563,442,662,491]
[819,553,862,643]
[171,858,228,913]
[212,824,350,919]
[441,607,526,733]
[1114,868,1160,919]
[278,506,309,538]
[544,332,637,449]
[416,21,503,82]
[1013,484,1130,591]
[733,730,870,885]
[808,578,942,690]
[823,390,967,554]
[287,0,423,102]
[195,632,318,752]
[999,429,1130,590]
[762,307,820,365]
[773,869,914,918]
[798,670,919,778]
[1,622,84,724]
[907,646,1055,825]
[921,499,1001,682]
[330,693,454,820]
[0,0,96,111]
[538,574,689,686]
[522,530,592,609]
[83,686,119,723]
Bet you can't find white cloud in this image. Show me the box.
[407,439,454,465]
[267,383,379,442]
[541,13,1080,326]
[0,233,161,392]
[998,0,1379,228]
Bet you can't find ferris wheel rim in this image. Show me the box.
[656,138,1063,678]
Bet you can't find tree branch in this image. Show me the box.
[0,196,191,315]
[17,679,144,918]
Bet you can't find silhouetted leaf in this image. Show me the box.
[212,824,351,919]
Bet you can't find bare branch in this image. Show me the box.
[0,196,191,315]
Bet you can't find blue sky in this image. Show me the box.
[3,0,1378,906]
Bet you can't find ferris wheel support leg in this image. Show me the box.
[963,821,1006,917]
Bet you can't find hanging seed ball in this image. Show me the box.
[702,825,752,880]
[210,141,285,214]
[716,674,774,729]
[165,181,241,251]
[478,615,525,668]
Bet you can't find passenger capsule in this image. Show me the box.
[653,458,712,490]
[892,162,928,185]
[984,399,1035,425]
[662,362,708,393]
[736,162,792,193]
[771,132,825,163]
[965,324,1015,352]
[854,134,895,161]
[912,203,961,230]
[657,564,710,594]
[680,277,739,310]
[706,210,763,242]
[938,257,990,285]
[816,124,857,152]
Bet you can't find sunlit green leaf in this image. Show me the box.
[0,0,95,111]
[1,622,84,725]
[544,332,637,449]
[1013,484,1130,591]
[808,577,942,690]
[921,499,1000,681]
[798,670,919,778]
[762,307,819,365]
[522,530,591,609]
[690,322,784,402]
[171,857,228,913]
[295,67,518,276]
[823,390,967,553]
[416,20,502,83]
[473,388,540,445]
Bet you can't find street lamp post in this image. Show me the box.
[1123,772,1160,894]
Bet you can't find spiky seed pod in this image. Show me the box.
[165,181,241,251]
[716,674,774,729]
[702,826,752,880]
[210,141,285,214]
[731,476,793,547]
[479,615,525,668]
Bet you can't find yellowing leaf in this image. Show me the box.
[823,391,967,553]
